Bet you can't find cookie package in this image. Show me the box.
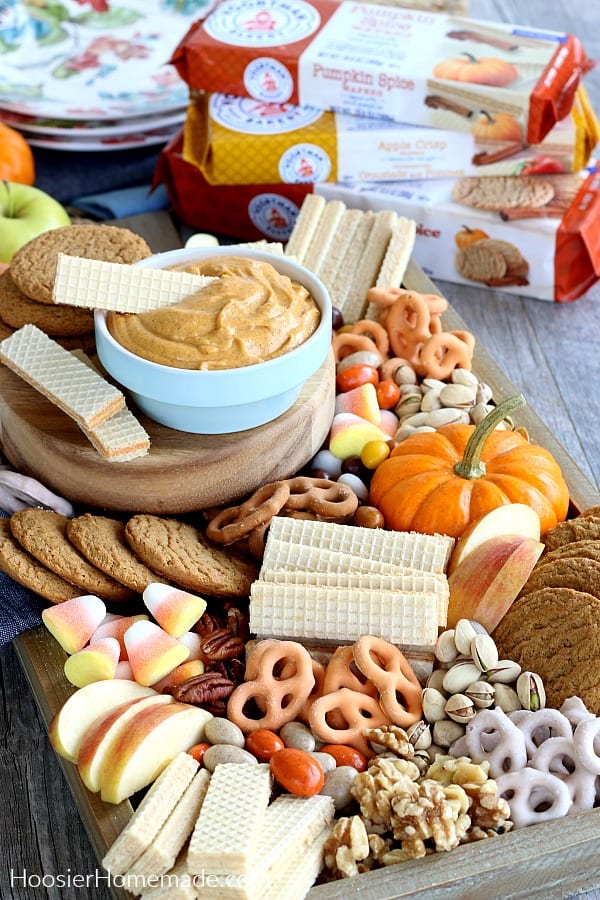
[171,0,592,145]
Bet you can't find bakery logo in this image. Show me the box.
[244,57,294,103]
[204,0,321,48]
[248,193,300,239]
[210,94,322,135]
[279,143,331,183]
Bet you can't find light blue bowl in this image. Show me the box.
[94,246,332,434]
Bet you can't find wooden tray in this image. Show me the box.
[13,260,600,900]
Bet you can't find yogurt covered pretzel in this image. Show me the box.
[0,465,74,516]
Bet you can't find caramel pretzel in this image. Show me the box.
[227,639,315,733]
[206,481,290,545]
[323,645,379,698]
[283,477,359,521]
[296,659,326,724]
[385,291,432,359]
[331,332,379,363]
[308,687,391,757]
[350,319,390,358]
[352,636,422,728]
[415,330,474,380]
[247,521,270,560]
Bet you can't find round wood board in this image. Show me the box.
[0,351,335,514]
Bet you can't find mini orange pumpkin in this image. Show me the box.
[433,53,518,88]
[0,123,35,185]
[454,225,489,249]
[470,110,523,143]
[369,395,569,538]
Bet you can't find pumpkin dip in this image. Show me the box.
[107,256,321,370]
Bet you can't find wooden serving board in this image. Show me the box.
[12,260,600,900]
[0,351,335,514]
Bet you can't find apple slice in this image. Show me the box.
[447,503,542,575]
[48,680,156,763]
[99,702,212,805]
[447,534,544,632]
[77,694,174,792]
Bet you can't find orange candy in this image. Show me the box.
[320,744,368,771]
[245,729,285,762]
[187,742,211,765]
[375,380,401,410]
[270,748,325,797]
[335,364,379,393]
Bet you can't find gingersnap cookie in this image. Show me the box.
[0,270,94,336]
[493,586,600,713]
[0,518,80,604]
[518,557,600,601]
[455,242,507,282]
[9,224,152,304]
[537,540,600,567]
[67,513,164,594]
[542,516,600,552]
[0,317,13,340]
[580,506,600,518]
[451,175,555,210]
[9,509,134,602]
[125,515,258,598]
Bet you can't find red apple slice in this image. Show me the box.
[99,702,212,805]
[447,503,542,575]
[447,534,544,631]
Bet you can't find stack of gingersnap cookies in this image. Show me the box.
[0,224,153,352]
[493,505,600,712]
[0,509,258,606]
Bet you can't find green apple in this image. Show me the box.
[0,179,71,263]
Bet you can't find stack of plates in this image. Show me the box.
[0,0,212,152]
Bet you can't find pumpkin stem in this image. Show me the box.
[454,393,526,480]
[461,52,479,64]
[478,109,495,123]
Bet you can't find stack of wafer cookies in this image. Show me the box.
[250,517,453,664]
[285,195,416,322]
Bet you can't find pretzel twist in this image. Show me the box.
[386,291,432,359]
[206,481,290,545]
[352,636,422,728]
[350,319,390,358]
[415,330,474,380]
[227,640,315,733]
[308,687,391,757]
[283,477,359,520]
[332,332,379,363]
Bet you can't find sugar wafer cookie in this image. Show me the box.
[316,207,363,290]
[303,199,346,274]
[284,194,326,263]
[249,581,440,647]
[53,254,217,314]
[262,538,423,578]
[338,209,398,323]
[187,763,272,876]
[261,824,332,900]
[138,856,195,899]
[374,217,417,287]
[123,769,210,887]
[102,752,200,876]
[0,324,124,429]
[330,211,374,312]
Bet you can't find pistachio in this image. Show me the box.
[426,407,470,429]
[476,382,494,405]
[401,411,432,428]
[421,687,448,723]
[469,402,494,425]
[434,629,458,664]
[433,718,466,747]
[406,720,432,750]
[470,634,499,674]
[465,680,495,709]
[399,382,422,398]
[442,661,482,694]
[439,383,477,409]
[492,683,522,713]
[454,619,479,655]
[395,395,422,419]
[516,671,546,711]
[394,364,418,386]
[444,693,476,724]
[421,378,446,392]
[336,349,383,372]
[451,368,479,389]
[394,423,417,443]
[420,390,443,412]
[425,669,448,694]
[487,660,522,684]
[412,425,436,434]
[425,743,446,763]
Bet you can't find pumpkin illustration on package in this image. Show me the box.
[433,53,518,88]
[471,110,523,142]
[454,225,489,249]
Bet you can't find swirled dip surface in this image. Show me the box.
[107,256,321,370]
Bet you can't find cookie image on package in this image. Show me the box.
[9,224,152,304]
[451,176,555,210]
[456,238,529,286]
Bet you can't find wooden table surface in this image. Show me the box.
[1,1,600,898]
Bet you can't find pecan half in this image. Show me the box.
[171,671,235,707]
[201,628,245,661]
[225,605,250,643]
[193,611,224,637]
